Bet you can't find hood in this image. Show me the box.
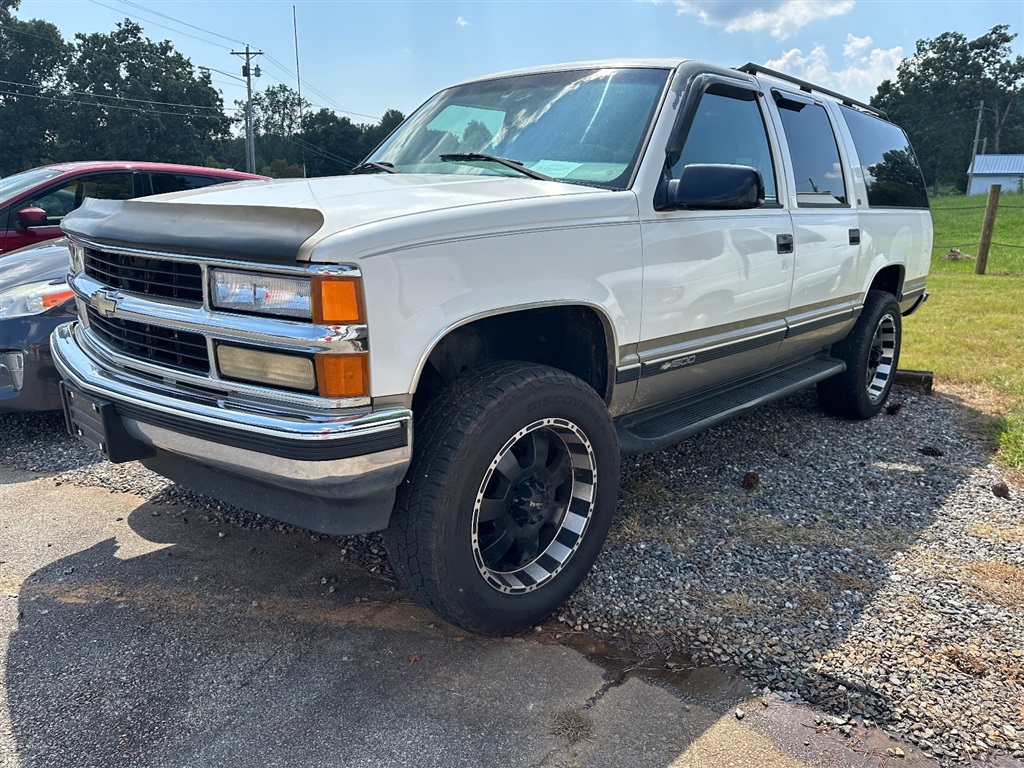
[61,174,604,264]
[0,238,71,289]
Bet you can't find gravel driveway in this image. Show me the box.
[2,384,1021,765]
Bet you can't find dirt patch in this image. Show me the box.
[965,560,1024,606]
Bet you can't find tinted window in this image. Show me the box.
[776,97,846,206]
[841,106,928,208]
[151,173,225,195]
[673,88,777,201]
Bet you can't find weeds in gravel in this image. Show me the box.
[966,561,1024,605]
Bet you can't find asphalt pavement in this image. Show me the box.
[1,464,936,768]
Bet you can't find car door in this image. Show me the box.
[768,91,863,361]
[636,78,794,408]
[5,172,134,253]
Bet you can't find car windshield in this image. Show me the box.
[0,168,65,206]
[367,67,671,189]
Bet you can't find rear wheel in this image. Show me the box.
[817,290,902,419]
[385,362,619,635]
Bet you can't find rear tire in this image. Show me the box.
[817,290,902,420]
[385,362,619,635]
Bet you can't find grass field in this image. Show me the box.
[902,193,1024,470]
[929,192,1024,274]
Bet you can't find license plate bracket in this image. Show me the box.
[60,382,155,463]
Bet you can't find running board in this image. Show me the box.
[616,356,846,454]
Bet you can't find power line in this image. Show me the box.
[261,54,380,121]
[0,89,231,119]
[86,0,228,50]
[115,0,246,46]
[0,78,232,111]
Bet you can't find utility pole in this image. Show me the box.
[231,44,263,174]
[966,100,984,196]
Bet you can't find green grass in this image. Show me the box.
[929,193,1024,275]
[901,271,1024,471]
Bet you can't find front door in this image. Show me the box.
[636,81,794,408]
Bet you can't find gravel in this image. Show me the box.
[2,384,1022,764]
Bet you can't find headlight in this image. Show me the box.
[211,269,365,324]
[0,279,75,318]
[212,269,313,319]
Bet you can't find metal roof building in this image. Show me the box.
[967,154,1024,195]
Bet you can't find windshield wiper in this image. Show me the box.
[349,161,400,175]
[438,153,554,182]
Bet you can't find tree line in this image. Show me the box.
[0,0,404,178]
[2,0,1021,191]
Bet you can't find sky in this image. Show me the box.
[12,0,1024,123]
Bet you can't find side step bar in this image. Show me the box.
[615,356,846,454]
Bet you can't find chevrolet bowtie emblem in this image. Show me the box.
[93,290,122,317]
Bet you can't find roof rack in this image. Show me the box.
[735,63,888,120]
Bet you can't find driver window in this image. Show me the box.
[672,88,778,203]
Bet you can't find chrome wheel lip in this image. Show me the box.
[471,418,597,595]
[866,312,897,404]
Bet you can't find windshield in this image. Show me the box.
[0,168,65,206]
[368,67,670,189]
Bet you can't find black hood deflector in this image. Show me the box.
[61,198,324,264]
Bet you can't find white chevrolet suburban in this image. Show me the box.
[53,60,932,634]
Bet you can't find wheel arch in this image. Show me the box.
[866,263,905,300]
[411,301,618,415]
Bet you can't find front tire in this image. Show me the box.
[385,362,619,635]
[817,290,902,420]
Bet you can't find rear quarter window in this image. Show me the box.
[840,106,928,209]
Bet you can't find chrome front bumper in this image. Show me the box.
[50,322,412,503]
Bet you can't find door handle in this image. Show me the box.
[849,228,861,245]
[776,233,794,254]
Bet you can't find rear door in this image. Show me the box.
[768,90,863,361]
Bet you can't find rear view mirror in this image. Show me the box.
[17,207,49,228]
[664,164,765,210]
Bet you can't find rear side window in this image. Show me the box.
[840,106,928,208]
[775,95,847,206]
[151,173,225,195]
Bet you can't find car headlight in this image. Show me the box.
[210,269,364,324]
[0,279,75,318]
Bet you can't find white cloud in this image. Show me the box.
[456,16,469,27]
[764,34,903,100]
[672,0,855,40]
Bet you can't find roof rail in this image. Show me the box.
[735,62,888,120]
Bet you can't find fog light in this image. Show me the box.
[316,353,369,398]
[217,344,316,391]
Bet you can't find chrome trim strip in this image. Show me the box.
[53,322,409,441]
[642,323,787,369]
[76,324,371,413]
[71,272,367,354]
[70,235,361,278]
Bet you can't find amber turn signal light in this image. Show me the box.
[312,277,364,324]
[316,353,369,398]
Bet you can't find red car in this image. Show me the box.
[0,162,265,255]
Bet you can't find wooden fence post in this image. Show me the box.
[975,184,1001,275]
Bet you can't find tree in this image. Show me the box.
[234,84,310,171]
[0,0,70,174]
[56,20,229,164]
[872,25,1024,193]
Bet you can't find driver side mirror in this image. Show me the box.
[662,164,765,211]
[17,207,49,229]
